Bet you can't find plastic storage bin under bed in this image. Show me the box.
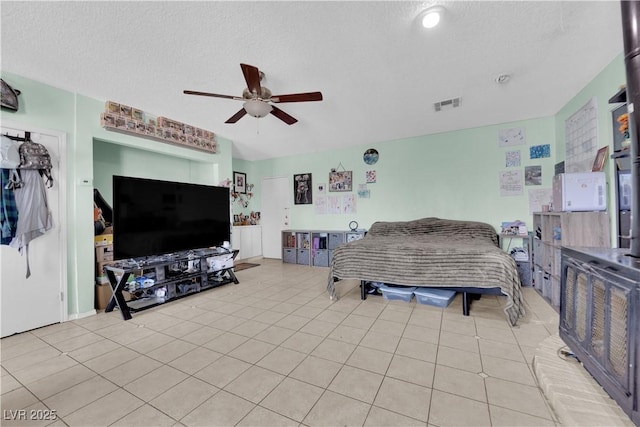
[413,287,456,308]
[378,285,416,302]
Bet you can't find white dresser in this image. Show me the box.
[232,225,262,261]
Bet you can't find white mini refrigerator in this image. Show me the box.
[552,172,606,211]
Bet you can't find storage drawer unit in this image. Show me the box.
[281,230,366,268]
[531,211,610,310]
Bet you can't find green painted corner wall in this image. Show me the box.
[1,71,233,318]
[553,53,627,238]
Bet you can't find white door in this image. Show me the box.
[1,124,67,337]
[261,176,290,259]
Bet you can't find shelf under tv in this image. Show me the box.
[104,249,239,320]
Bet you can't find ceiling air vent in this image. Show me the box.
[434,97,461,112]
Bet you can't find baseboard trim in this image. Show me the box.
[67,310,97,321]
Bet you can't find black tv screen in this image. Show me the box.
[113,175,231,259]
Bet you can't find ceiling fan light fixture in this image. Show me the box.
[243,99,272,118]
[419,6,445,29]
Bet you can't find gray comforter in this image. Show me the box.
[328,217,525,325]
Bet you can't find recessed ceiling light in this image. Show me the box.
[418,6,445,29]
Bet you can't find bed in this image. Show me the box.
[327,217,525,326]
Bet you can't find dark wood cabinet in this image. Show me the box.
[560,246,639,425]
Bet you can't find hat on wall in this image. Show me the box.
[1,79,21,111]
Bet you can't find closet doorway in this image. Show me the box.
[261,176,290,259]
[1,123,67,337]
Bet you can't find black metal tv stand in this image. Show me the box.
[104,248,239,320]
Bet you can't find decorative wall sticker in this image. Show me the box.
[365,170,376,183]
[363,148,379,165]
[358,184,370,198]
[525,165,542,185]
[499,170,523,196]
[505,150,521,167]
[529,144,551,159]
[498,127,526,147]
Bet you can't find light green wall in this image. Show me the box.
[0,71,233,317]
[554,53,625,162]
[553,53,626,240]
[93,142,224,207]
[247,117,556,232]
[230,158,259,217]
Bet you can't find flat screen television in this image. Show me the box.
[113,175,231,259]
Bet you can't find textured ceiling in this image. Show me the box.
[0,1,624,161]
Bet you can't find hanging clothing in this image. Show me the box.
[0,168,19,244]
[10,169,52,278]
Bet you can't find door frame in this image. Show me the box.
[2,120,68,324]
[261,175,290,259]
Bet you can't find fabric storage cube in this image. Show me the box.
[283,248,296,264]
[516,261,532,286]
[313,250,329,267]
[413,288,456,308]
[378,284,416,302]
[328,233,345,249]
[297,249,310,265]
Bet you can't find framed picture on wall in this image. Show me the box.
[329,170,352,192]
[234,171,247,194]
[592,146,609,172]
[294,173,312,205]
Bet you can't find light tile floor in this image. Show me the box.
[0,258,610,426]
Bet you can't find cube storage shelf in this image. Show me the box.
[282,229,366,267]
[531,211,610,309]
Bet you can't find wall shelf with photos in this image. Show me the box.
[100,101,217,154]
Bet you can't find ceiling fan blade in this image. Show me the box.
[183,90,242,100]
[270,106,298,125]
[270,92,323,103]
[225,108,247,124]
[240,63,262,96]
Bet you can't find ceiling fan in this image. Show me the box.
[184,63,323,125]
